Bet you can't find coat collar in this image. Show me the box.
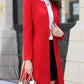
[40,0,59,25]
[40,0,55,23]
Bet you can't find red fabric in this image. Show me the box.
[19,0,65,84]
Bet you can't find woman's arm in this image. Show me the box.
[23,0,33,61]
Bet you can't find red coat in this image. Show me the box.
[20,0,65,84]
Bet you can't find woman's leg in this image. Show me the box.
[49,40,57,84]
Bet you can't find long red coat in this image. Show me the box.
[19,0,65,84]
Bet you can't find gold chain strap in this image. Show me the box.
[21,72,34,84]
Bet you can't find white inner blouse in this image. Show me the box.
[41,0,54,40]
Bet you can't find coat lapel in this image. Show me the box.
[40,0,57,37]
[40,0,55,24]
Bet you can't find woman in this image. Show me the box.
[20,0,65,84]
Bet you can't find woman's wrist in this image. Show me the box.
[25,60,32,63]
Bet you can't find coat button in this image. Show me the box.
[47,3,49,6]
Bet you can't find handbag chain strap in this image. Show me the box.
[21,72,34,84]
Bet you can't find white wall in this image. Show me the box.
[0,0,13,28]
[0,0,19,80]
[64,0,84,84]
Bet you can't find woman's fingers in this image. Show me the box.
[52,24,56,31]
[51,23,61,37]
[52,25,55,33]
[54,23,58,28]
[25,69,32,74]
[25,68,30,74]
[26,69,32,74]
[52,23,64,37]
[52,24,58,32]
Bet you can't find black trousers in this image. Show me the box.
[49,40,57,80]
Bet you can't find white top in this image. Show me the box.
[41,0,54,40]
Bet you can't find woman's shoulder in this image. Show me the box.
[23,0,35,7]
[23,0,34,4]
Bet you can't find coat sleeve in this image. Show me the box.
[23,0,33,61]
[55,9,65,41]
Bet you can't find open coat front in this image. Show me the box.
[19,0,65,84]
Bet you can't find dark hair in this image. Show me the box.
[50,0,62,10]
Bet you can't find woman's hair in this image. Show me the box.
[50,0,62,10]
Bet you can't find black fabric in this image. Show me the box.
[49,40,57,80]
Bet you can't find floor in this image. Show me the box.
[0,80,19,84]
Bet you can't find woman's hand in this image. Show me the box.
[51,23,64,37]
[25,60,33,74]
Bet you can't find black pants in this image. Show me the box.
[49,40,57,80]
